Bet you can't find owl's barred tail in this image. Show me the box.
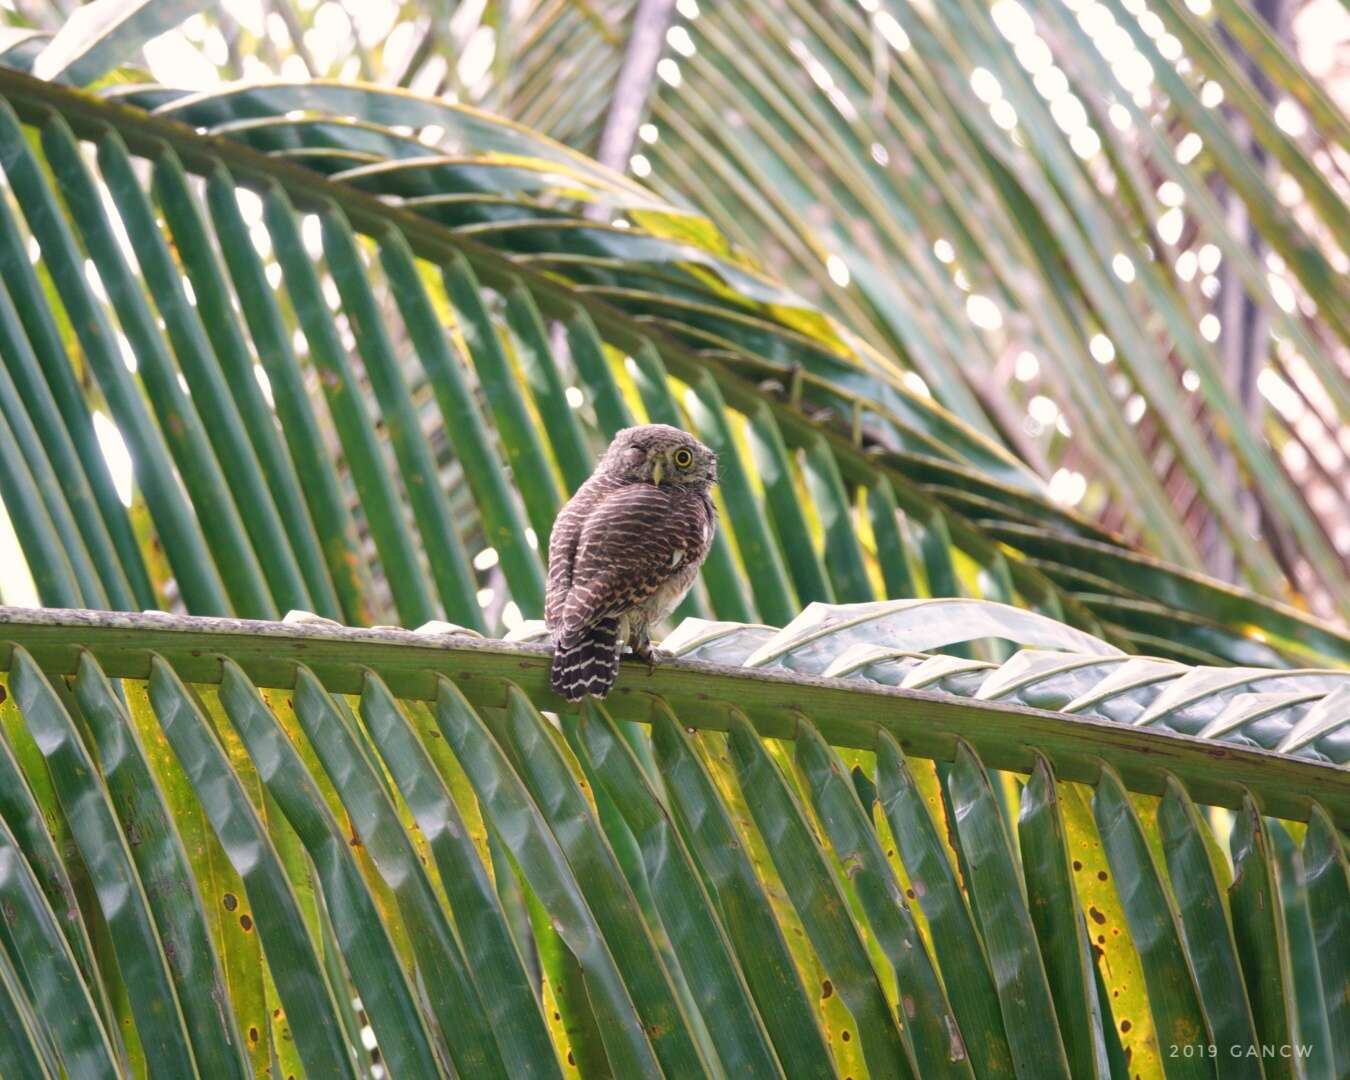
[550,619,621,701]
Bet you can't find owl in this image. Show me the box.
[546,424,718,701]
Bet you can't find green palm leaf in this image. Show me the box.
[0,63,1343,672]
[1,601,1346,1077]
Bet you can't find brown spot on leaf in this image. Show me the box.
[821,979,834,999]
[1089,906,1106,925]
[1120,1020,1132,1033]
[223,893,238,911]
[240,914,253,931]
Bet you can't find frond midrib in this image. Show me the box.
[2,604,1344,828]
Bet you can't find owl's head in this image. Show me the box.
[601,424,717,491]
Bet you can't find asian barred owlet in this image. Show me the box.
[546,424,717,701]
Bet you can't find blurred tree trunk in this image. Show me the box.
[1208,0,1289,586]
[594,0,676,174]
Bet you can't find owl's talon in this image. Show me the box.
[631,642,666,675]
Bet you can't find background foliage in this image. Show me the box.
[4,0,1348,626]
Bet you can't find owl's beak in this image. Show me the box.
[651,459,665,486]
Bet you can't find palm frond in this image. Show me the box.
[495,0,1350,612]
[1,602,1346,1078]
[0,65,1343,671]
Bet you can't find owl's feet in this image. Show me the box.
[630,640,667,675]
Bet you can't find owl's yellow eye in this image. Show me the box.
[672,448,694,468]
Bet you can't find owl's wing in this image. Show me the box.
[558,484,710,641]
[544,481,593,629]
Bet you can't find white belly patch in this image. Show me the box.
[641,567,697,629]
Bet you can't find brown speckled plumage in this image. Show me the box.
[546,425,717,701]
